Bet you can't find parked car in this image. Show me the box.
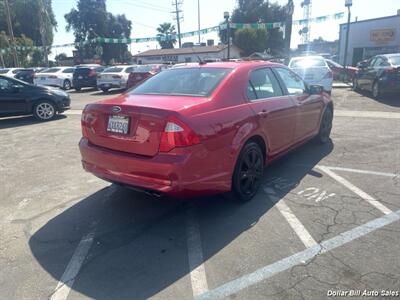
[97,65,137,92]
[0,75,70,121]
[79,61,333,202]
[0,68,25,78]
[73,65,105,91]
[353,53,400,99]
[127,64,167,88]
[33,67,75,90]
[289,56,333,94]
[325,59,358,81]
[14,69,36,84]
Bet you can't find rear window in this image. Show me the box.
[12,69,24,74]
[44,68,61,73]
[388,56,400,66]
[0,69,9,74]
[103,67,123,73]
[290,58,327,68]
[130,67,232,97]
[74,68,91,74]
[135,65,152,72]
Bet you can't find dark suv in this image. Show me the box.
[72,65,105,91]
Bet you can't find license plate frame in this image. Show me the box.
[107,115,130,135]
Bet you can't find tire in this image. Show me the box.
[63,79,71,90]
[316,108,333,144]
[33,100,57,121]
[74,86,81,92]
[372,81,381,99]
[101,87,109,93]
[230,142,264,203]
[353,76,359,91]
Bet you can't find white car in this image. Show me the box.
[0,68,25,78]
[33,67,75,90]
[97,65,137,92]
[288,56,333,94]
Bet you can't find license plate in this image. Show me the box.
[78,75,83,79]
[107,115,130,134]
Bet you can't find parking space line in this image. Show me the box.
[186,204,209,297]
[64,110,82,115]
[264,187,317,248]
[318,166,398,178]
[50,223,97,300]
[195,209,400,300]
[317,166,393,215]
[334,110,400,119]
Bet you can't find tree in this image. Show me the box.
[0,0,57,46]
[234,28,268,56]
[65,0,132,64]
[0,31,34,67]
[55,52,68,64]
[220,0,288,56]
[156,23,177,49]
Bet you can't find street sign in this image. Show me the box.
[345,0,352,7]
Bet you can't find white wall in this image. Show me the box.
[339,15,400,65]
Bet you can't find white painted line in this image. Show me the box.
[186,204,209,297]
[318,166,398,178]
[50,223,97,300]
[195,209,400,300]
[317,166,392,215]
[335,110,400,119]
[264,187,317,248]
[64,110,83,115]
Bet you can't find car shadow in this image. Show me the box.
[0,114,67,130]
[29,140,333,299]
[356,89,400,107]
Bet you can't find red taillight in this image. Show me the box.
[88,69,96,77]
[81,110,94,137]
[323,71,333,79]
[159,116,200,152]
[112,75,122,79]
[49,75,57,79]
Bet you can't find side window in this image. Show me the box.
[368,58,377,67]
[62,68,74,73]
[0,78,12,91]
[379,59,390,67]
[96,67,105,73]
[275,68,306,95]
[371,58,382,68]
[247,68,282,101]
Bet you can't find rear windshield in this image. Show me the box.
[130,67,231,97]
[74,68,91,74]
[0,69,9,74]
[388,56,400,66]
[290,58,327,68]
[44,68,61,73]
[103,67,123,73]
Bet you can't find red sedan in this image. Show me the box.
[80,61,333,202]
[127,64,167,89]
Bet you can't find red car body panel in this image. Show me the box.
[79,61,331,198]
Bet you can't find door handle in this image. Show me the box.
[257,110,269,118]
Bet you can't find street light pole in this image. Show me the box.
[343,0,352,76]
[224,11,230,60]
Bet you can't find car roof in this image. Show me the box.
[168,61,283,71]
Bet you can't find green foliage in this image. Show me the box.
[0,31,35,67]
[156,23,177,49]
[55,52,68,63]
[234,28,268,56]
[65,0,132,64]
[0,0,57,46]
[220,0,289,56]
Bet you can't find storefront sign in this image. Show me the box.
[370,28,396,44]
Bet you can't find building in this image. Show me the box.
[132,45,242,64]
[338,13,400,66]
[297,40,339,56]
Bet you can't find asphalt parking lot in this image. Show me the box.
[0,87,399,300]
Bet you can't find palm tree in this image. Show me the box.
[157,23,177,49]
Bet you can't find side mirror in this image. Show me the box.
[357,61,368,69]
[11,85,22,93]
[308,84,323,95]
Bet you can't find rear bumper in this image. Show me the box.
[98,82,127,89]
[79,138,231,198]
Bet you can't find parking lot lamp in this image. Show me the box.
[224,11,230,60]
[343,0,352,76]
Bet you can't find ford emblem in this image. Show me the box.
[111,106,121,113]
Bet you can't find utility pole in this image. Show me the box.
[4,0,19,67]
[38,0,49,67]
[224,11,230,60]
[172,0,183,48]
[197,0,201,44]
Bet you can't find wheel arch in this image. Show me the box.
[31,97,60,113]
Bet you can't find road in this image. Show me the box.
[0,87,399,300]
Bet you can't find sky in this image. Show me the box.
[50,0,400,58]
